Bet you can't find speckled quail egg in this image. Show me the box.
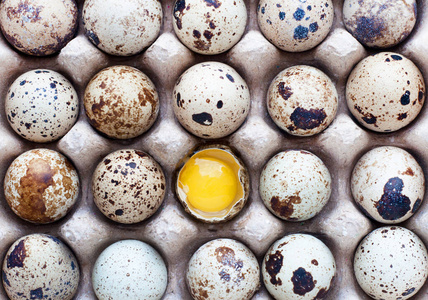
[92,149,166,224]
[354,226,428,300]
[2,234,80,300]
[257,0,334,52]
[4,148,79,224]
[0,0,78,56]
[187,238,260,300]
[260,150,331,221]
[267,65,338,136]
[346,52,425,132]
[176,145,249,223]
[92,240,168,300]
[262,234,336,300]
[84,65,159,139]
[83,0,163,56]
[173,62,250,139]
[343,0,417,48]
[351,146,424,224]
[5,69,78,143]
[172,0,247,55]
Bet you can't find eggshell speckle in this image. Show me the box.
[92,149,166,224]
[84,65,159,139]
[2,234,80,300]
[267,65,338,136]
[262,234,336,300]
[354,226,428,300]
[173,62,250,139]
[186,238,260,300]
[92,240,168,300]
[346,52,425,132]
[5,69,78,143]
[4,149,79,224]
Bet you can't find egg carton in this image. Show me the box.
[0,0,428,299]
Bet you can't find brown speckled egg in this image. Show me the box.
[0,0,78,56]
[267,65,338,136]
[2,234,80,300]
[92,149,166,224]
[354,226,428,300]
[4,149,79,224]
[187,238,260,300]
[346,52,425,132]
[172,0,247,55]
[173,62,250,139]
[83,0,163,56]
[84,65,159,139]
[257,0,334,52]
[343,0,417,48]
[351,146,424,224]
[5,69,79,143]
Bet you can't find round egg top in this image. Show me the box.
[2,234,80,300]
[84,65,159,139]
[172,0,247,55]
[4,148,79,224]
[267,65,338,136]
[186,238,260,300]
[173,62,250,139]
[351,146,424,224]
[0,0,78,56]
[262,234,336,300]
[257,0,334,52]
[260,150,331,221]
[346,52,425,133]
[83,0,163,56]
[92,149,166,224]
[343,0,417,48]
[92,240,167,300]
[5,69,79,143]
[354,226,428,300]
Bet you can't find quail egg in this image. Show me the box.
[346,52,425,132]
[351,146,424,224]
[2,234,80,300]
[175,145,249,223]
[187,238,260,300]
[92,149,166,224]
[4,148,79,224]
[5,69,78,143]
[92,240,167,300]
[262,234,336,300]
[354,226,428,300]
[173,62,250,139]
[84,65,159,139]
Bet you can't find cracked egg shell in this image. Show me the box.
[0,0,78,56]
[260,150,331,221]
[84,65,159,139]
[173,62,250,139]
[2,234,80,300]
[83,0,163,56]
[346,52,425,132]
[172,0,247,55]
[351,146,424,224]
[92,149,166,224]
[4,149,79,224]
[186,238,260,300]
[267,65,338,136]
[354,226,428,300]
[262,234,336,300]
[5,69,79,143]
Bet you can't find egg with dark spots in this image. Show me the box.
[351,146,424,224]
[262,234,336,299]
[346,52,425,132]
